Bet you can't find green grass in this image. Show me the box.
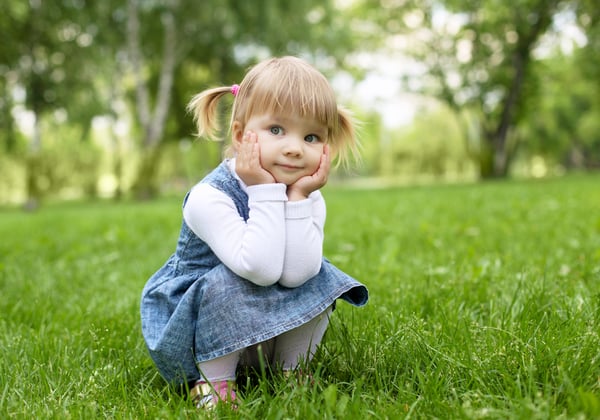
[1,174,599,419]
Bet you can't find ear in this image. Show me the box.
[231,120,244,151]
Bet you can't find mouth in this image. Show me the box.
[276,163,303,170]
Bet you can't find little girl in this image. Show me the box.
[140,56,368,409]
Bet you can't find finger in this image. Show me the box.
[247,133,259,162]
[252,141,261,167]
[319,148,331,175]
[243,132,257,156]
[240,131,252,155]
[322,148,331,169]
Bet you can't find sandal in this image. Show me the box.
[190,380,237,409]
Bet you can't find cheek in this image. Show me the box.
[256,138,272,162]
[308,148,323,170]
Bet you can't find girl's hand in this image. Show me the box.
[236,131,275,186]
[287,144,330,201]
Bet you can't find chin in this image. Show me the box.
[276,178,297,186]
[273,173,303,186]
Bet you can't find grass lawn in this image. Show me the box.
[1,174,599,418]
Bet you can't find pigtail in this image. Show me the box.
[334,106,362,168]
[186,86,232,140]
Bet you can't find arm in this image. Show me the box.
[278,190,326,288]
[278,145,329,287]
[183,182,287,286]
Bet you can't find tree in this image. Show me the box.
[0,0,115,207]
[1,0,364,203]
[575,0,600,82]
[351,0,576,178]
[522,53,600,170]
[123,0,359,198]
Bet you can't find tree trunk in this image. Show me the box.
[109,115,124,200]
[482,50,527,178]
[23,112,42,211]
[132,145,163,200]
[127,0,178,199]
[476,134,495,179]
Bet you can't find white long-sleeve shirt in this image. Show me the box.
[183,159,325,288]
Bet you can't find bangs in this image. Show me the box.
[250,77,338,128]
[232,58,340,136]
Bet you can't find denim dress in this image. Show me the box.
[140,161,369,384]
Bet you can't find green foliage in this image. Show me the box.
[0,155,25,204]
[0,120,101,205]
[1,175,599,418]
[0,0,108,117]
[575,0,600,81]
[350,0,597,178]
[157,139,223,188]
[2,0,600,203]
[378,105,477,180]
[520,52,600,169]
[1,0,359,202]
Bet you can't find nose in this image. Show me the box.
[283,135,304,157]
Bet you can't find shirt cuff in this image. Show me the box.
[285,198,313,219]
[247,183,288,202]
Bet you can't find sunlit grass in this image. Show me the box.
[1,174,599,418]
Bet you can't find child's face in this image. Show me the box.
[233,113,327,186]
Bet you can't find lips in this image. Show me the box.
[276,163,303,170]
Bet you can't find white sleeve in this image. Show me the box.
[183,182,288,286]
[278,190,326,288]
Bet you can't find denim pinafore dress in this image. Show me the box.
[140,161,368,384]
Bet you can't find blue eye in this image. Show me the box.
[305,134,320,144]
[270,126,283,135]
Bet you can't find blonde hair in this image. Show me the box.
[187,56,359,166]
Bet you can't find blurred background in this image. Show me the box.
[1,0,598,208]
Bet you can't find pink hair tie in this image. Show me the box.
[231,84,240,96]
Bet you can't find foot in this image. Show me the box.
[190,380,237,409]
